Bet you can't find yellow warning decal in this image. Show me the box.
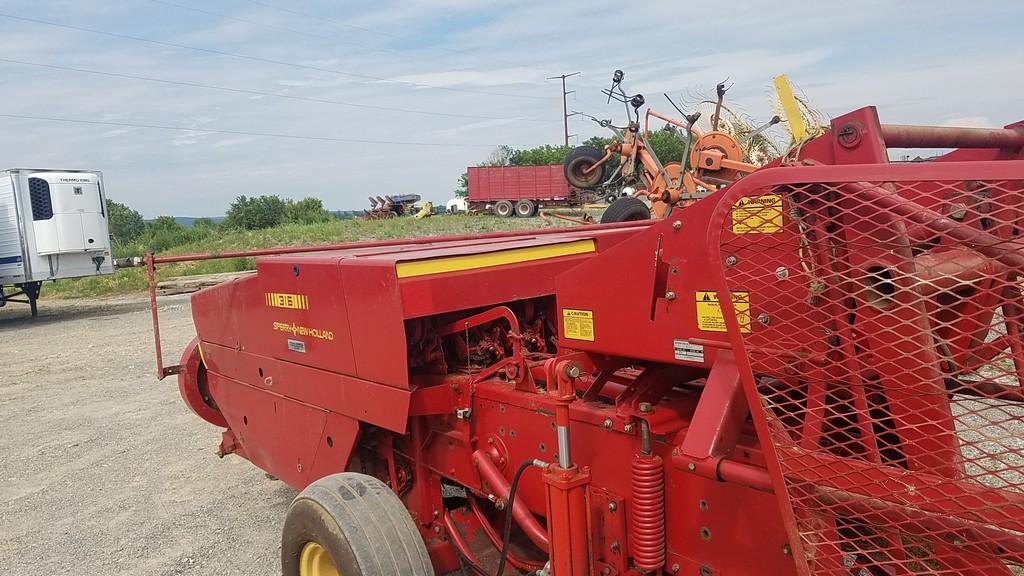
[696,291,751,333]
[265,292,309,310]
[562,309,595,342]
[731,195,783,234]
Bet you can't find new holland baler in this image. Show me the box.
[150,106,1024,575]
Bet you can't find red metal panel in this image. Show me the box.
[554,198,732,365]
[337,256,410,387]
[467,165,571,203]
[200,341,411,433]
[207,372,328,488]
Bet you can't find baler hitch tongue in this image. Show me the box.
[716,157,1024,574]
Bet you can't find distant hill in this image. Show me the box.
[172,216,225,227]
[169,213,363,225]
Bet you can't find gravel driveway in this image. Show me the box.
[0,295,292,576]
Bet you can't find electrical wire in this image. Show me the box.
[237,0,479,58]
[0,57,544,123]
[236,0,573,83]
[147,0,393,57]
[0,12,548,100]
[0,113,498,148]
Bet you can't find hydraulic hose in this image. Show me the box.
[495,459,545,576]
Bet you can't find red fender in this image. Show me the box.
[178,337,228,428]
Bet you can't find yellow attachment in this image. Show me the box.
[414,202,433,220]
[396,239,595,278]
[773,74,808,143]
[299,542,340,576]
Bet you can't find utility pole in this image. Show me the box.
[547,72,580,146]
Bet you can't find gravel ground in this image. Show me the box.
[0,295,293,576]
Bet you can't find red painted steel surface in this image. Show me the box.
[165,105,1024,575]
[467,164,570,202]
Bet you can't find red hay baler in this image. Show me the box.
[149,106,1024,575]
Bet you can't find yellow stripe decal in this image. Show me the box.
[396,239,595,279]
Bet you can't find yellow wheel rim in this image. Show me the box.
[299,542,340,576]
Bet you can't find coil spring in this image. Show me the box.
[630,453,666,570]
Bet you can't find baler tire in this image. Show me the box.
[600,197,651,223]
[563,145,606,189]
[282,472,434,576]
[494,200,514,218]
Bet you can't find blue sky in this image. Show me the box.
[0,0,1020,217]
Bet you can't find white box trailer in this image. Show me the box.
[0,168,114,316]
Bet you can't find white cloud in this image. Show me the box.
[943,116,996,129]
[0,0,1019,217]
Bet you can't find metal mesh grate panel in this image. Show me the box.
[719,173,1024,575]
[28,177,53,221]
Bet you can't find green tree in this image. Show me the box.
[223,195,288,230]
[509,144,572,166]
[146,215,182,232]
[645,128,687,166]
[106,199,145,241]
[481,145,514,167]
[454,172,469,198]
[284,197,333,225]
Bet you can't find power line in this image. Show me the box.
[148,0,393,56]
[0,12,548,100]
[0,57,545,122]
[147,0,418,63]
[234,0,563,79]
[237,0,476,58]
[0,113,499,148]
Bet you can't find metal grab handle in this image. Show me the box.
[881,124,1024,149]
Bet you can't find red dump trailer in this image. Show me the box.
[468,165,589,217]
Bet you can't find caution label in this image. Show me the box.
[731,195,783,234]
[696,291,751,333]
[562,309,595,341]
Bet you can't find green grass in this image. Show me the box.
[44,215,580,299]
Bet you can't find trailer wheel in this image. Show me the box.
[600,197,651,223]
[514,199,537,218]
[282,472,435,576]
[494,200,514,218]
[563,145,606,189]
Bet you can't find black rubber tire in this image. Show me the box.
[600,197,651,223]
[563,146,606,189]
[514,199,537,218]
[282,472,434,576]
[494,200,514,218]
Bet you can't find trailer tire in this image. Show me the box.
[515,199,537,217]
[600,197,651,223]
[563,145,606,189]
[494,200,514,217]
[282,472,435,576]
